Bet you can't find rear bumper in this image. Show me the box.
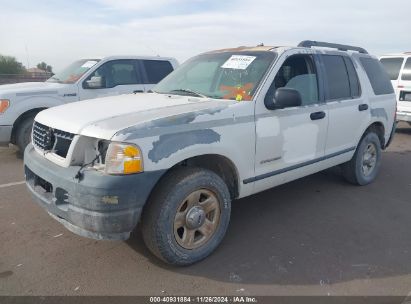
[0,125,12,146]
[24,144,164,240]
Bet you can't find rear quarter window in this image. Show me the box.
[142,60,174,84]
[359,57,394,95]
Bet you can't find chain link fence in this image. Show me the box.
[0,73,53,85]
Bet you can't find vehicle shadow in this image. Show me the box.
[396,121,411,133]
[396,127,411,135]
[127,150,411,285]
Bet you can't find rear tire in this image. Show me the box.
[341,131,382,185]
[16,116,35,153]
[141,167,231,266]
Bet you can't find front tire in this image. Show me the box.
[341,131,382,185]
[16,116,35,153]
[141,167,231,266]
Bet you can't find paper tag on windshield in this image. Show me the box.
[81,60,98,68]
[221,55,256,70]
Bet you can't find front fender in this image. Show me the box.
[7,95,64,125]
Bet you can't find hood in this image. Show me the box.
[0,81,69,97]
[35,93,234,140]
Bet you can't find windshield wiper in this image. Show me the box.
[169,89,208,98]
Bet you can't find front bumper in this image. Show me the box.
[397,111,411,123]
[24,144,164,240]
[0,125,12,146]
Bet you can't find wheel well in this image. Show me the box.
[365,122,385,148]
[173,154,239,199]
[11,108,47,144]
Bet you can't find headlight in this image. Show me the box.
[0,99,10,114]
[105,142,143,175]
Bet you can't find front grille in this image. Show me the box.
[32,122,54,150]
[32,122,75,158]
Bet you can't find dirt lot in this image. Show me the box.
[1,123,411,296]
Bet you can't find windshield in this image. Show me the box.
[47,59,100,84]
[154,51,276,101]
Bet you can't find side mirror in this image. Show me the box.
[84,76,104,89]
[265,88,302,110]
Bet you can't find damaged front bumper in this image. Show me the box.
[24,144,164,240]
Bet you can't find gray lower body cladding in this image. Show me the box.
[24,144,164,240]
[0,125,12,146]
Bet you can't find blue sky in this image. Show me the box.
[0,0,410,71]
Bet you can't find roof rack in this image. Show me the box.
[298,40,368,54]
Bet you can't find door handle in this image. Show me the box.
[358,104,369,111]
[133,90,144,93]
[310,111,326,120]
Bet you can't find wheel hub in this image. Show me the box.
[173,189,221,250]
[185,206,206,229]
[362,142,377,177]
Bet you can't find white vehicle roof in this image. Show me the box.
[75,55,178,63]
[206,41,373,58]
[380,52,411,58]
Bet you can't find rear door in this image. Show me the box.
[78,59,146,100]
[320,54,368,155]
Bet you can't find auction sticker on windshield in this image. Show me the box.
[81,60,98,68]
[221,55,256,70]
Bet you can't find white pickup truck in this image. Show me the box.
[24,41,396,265]
[0,56,178,151]
[380,53,411,124]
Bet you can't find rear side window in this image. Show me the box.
[344,57,361,98]
[360,57,394,95]
[380,57,404,80]
[401,58,411,81]
[322,55,351,100]
[142,60,174,84]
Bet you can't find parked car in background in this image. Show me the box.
[24,41,396,265]
[380,53,411,124]
[0,56,178,151]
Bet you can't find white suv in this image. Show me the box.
[380,53,411,124]
[24,41,396,265]
[0,56,178,151]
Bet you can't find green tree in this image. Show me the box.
[0,55,26,74]
[37,62,53,73]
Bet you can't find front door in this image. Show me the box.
[78,59,146,100]
[252,51,328,193]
